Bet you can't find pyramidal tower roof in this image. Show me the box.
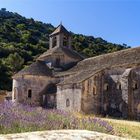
[50,24,70,36]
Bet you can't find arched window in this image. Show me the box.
[66,99,70,107]
[104,83,109,91]
[133,81,138,90]
[119,103,123,112]
[137,104,140,113]
[117,83,121,90]
[28,89,32,98]
[93,85,96,95]
[14,87,17,100]
[103,103,108,111]
[52,36,57,48]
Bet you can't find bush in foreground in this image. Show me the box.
[0,101,114,134]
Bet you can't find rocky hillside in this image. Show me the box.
[0,8,130,90]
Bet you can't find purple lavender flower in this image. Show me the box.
[0,101,114,134]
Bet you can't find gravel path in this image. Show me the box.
[0,130,135,140]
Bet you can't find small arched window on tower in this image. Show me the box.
[66,99,70,107]
[52,36,57,48]
[63,35,68,46]
[104,83,109,91]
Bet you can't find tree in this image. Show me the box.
[6,53,24,74]
[0,60,11,90]
[1,8,6,11]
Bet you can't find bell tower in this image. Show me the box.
[38,23,84,69]
[49,24,71,49]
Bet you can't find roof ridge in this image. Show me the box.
[50,24,69,36]
[83,46,140,62]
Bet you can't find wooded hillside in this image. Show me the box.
[0,8,130,90]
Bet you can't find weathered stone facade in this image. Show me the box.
[57,84,82,112]
[12,24,140,120]
[12,75,55,106]
[129,67,140,120]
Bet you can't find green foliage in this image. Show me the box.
[71,34,130,57]
[0,60,11,90]
[0,9,130,90]
[5,53,24,73]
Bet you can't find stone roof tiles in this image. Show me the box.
[50,24,70,36]
[38,46,84,60]
[57,70,99,85]
[13,61,52,78]
[58,46,140,85]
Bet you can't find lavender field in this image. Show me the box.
[0,101,114,134]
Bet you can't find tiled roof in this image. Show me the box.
[13,61,52,78]
[58,46,140,85]
[50,24,70,36]
[38,46,84,60]
[57,70,100,85]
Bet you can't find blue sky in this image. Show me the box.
[0,0,140,47]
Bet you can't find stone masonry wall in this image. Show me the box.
[81,72,103,114]
[80,67,136,118]
[129,67,140,120]
[57,84,82,112]
[12,75,53,106]
[102,68,129,118]
[39,50,79,69]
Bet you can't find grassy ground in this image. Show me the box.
[75,113,140,139]
[103,118,140,139]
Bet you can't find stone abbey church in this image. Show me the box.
[12,24,140,120]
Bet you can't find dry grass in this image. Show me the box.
[103,118,140,139]
[75,113,140,139]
